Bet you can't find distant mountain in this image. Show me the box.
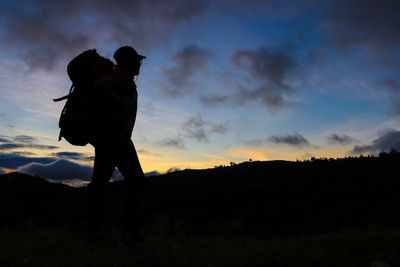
[1,154,400,236]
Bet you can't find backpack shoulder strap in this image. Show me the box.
[53,84,74,102]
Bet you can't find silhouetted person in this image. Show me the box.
[87,46,146,244]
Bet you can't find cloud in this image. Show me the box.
[379,79,400,115]
[321,0,400,57]
[380,79,400,92]
[0,0,207,71]
[0,152,56,169]
[137,149,162,157]
[154,115,229,148]
[327,134,357,145]
[0,113,15,129]
[156,137,186,149]
[181,115,230,142]
[229,0,399,58]
[210,121,230,134]
[0,144,24,150]
[0,137,10,143]
[162,44,212,97]
[182,115,208,141]
[0,143,58,151]
[53,151,94,161]
[54,152,85,159]
[199,94,229,106]
[268,133,310,147]
[243,133,311,147]
[17,159,92,180]
[231,45,300,109]
[221,1,400,66]
[352,129,400,154]
[2,0,398,73]
[14,135,36,143]
[0,167,5,174]
[242,138,268,147]
[0,134,59,151]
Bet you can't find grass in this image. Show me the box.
[1,216,399,267]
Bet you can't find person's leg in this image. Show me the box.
[87,143,116,234]
[115,138,145,232]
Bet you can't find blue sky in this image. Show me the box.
[0,0,400,185]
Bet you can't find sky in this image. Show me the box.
[0,0,400,186]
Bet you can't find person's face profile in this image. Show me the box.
[132,58,142,75]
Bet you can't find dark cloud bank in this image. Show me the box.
[352,129,400,154]
[322,0,400,114]
[0,0,207,70]
[0,152,55,170]
[321,0,400,55]
[17,159,93,181]
[2,0,398,71]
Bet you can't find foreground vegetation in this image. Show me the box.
[1,218,399,267]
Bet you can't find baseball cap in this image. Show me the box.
[113,46,146,63]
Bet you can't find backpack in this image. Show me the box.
[53,49,115,146]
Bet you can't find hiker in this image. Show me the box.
[87,46,146,244]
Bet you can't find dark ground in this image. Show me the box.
[2,152,400,235]
[1,152,400,266]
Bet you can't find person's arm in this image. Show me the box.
[95,82,135,117]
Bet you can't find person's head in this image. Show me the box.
[113,46,146,75]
